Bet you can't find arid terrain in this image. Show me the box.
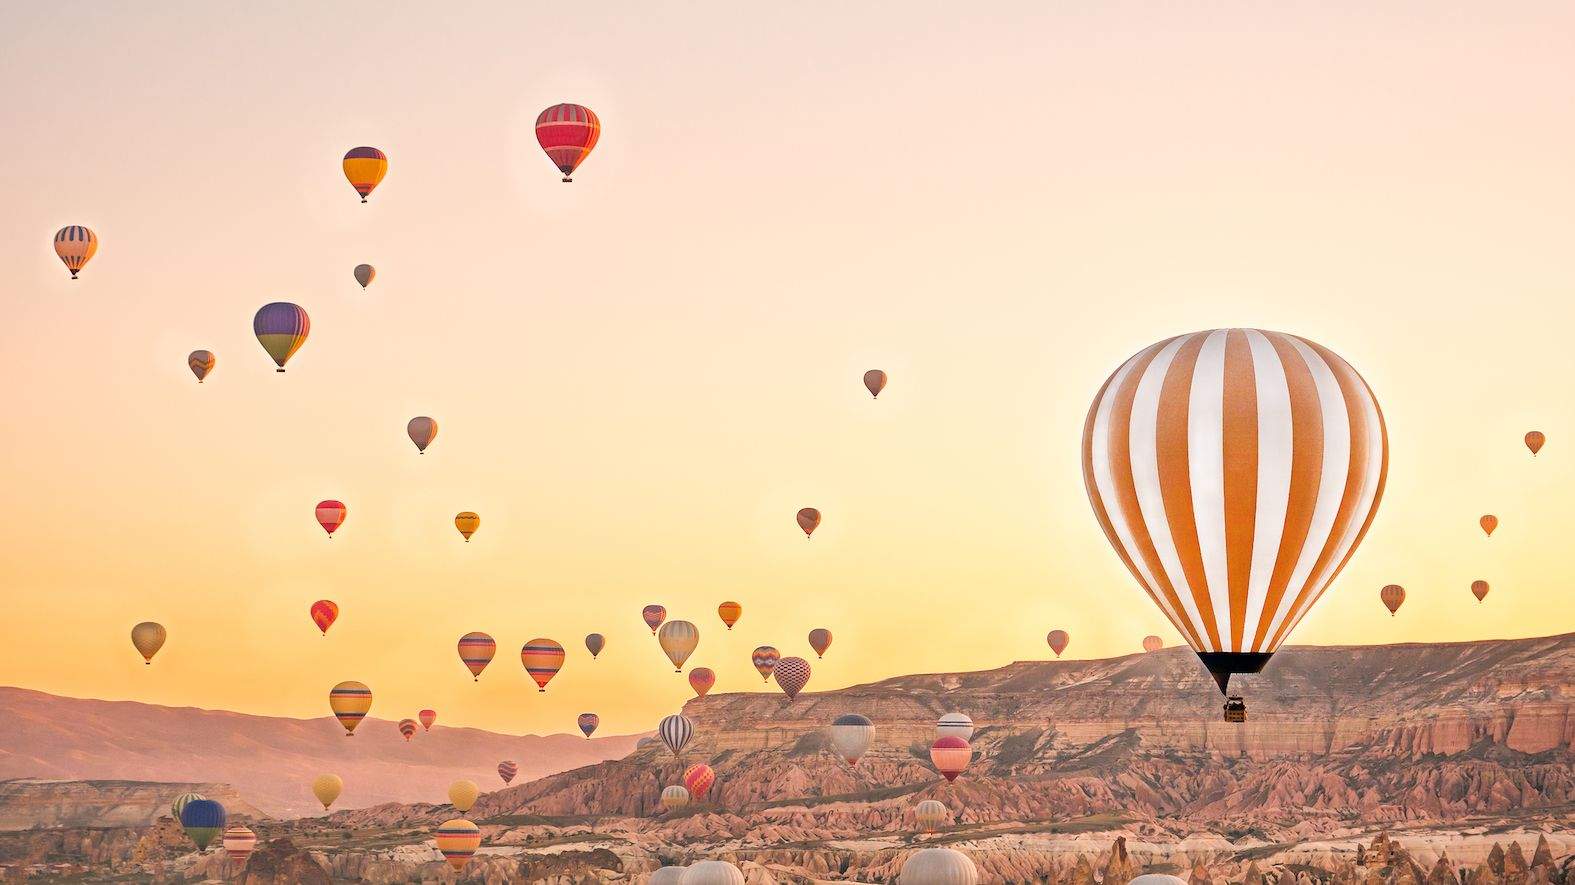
[0,634,1569,882]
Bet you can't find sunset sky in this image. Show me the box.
[2,2,1573,738]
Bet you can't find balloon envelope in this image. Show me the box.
[642,604,667,634]
[585,633,605,658]
[808,628,833,658]
[222,825,257,864]
[775,657,811,700]
[311,774,342,809]
[936,712,974,741]
[521,638,566,691]
[651,867,687,885]
[310,600,338,636]
[354,263,376,288]
[497,760,517,784]
[1046,629,1069,657]
[864,369,888,398]
[1471,580,1490,602]
[1142,635,1163,653]
[1481,515,1498,536]
[187,350,215,382]
[434,818,480,871]
[658,620,700,672]
[899,847,980,885]
[342,146,387,202]
[688,667,716,698]
[448,780,479,813]
[658,714,694,755]
[682,763,715,799]
[829,714,874,765]
[930,737,971,782]
[454,511,479,541]
[315,500,346,537]
[328,681,372,735]
[683,860,746,885]
[53,225,97,278]
[796,507,821,537]
[1081,328,1388,696]
[458,632,496,680]
[751,646,780,681]
[131,622,166,664]
[914,799,948,831]
[171,792,204,821]
[717,601,742,630]
[407,416,437,453]
[578,712,600,738]
[398,718,417,741]
[660,784,690,810]
[1380,584,1405,615]
[535,103,600,181]
[179,799,226,850]
[419,709,436,731]
[1525,431,1545,455]
[253,302,309,371]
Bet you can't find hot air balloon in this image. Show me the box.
[578,712,600,739]
[774,656,811,700]
[642,604,667,634]
[1471,579,1490,602]
[688,667,716,698]
[343,147,387,203]
[406,416,437,453]
[1142,635,1164,652]
[311,775,342,810]
[1380,584,1405,616]
[796,507,821,538]
[521,638,565,691]
[328,681,372,736]
[899,847,979,885]
[315,500,346,538]
[651,867,688,885]
[1046,630,1069,657]
[684,861,747,885]
[253,302,309,372]
[434,819,481,871]
[930,737,970,783]
[717,601,742,630]
[310,600,338,636]
[658,620,699,672]
[1525,431,1545,456]
[683,763,715,800]
[457,632,496,681]
[454,511,479,542]
[751,646,780,682]
[53,225,97,279]
[1082,329,1388,722]
[936,713,974,741]
[660,784,690,811]
[419,709,436,731]
[1129,877,1188,885]
[171,792,204,821]
[808,628,833,659]
[354,264,376,289]
[497,760,518,785]
[913,799,948,831]
[585,633,605,659]
[1481,515,1498,537]
[223,825,257,867]
[535,103,600,182]
[131,622,166,664]
[179,799,226,850]
[828,714,874,765]
[864,369,888,399]
[188,350,215,383]
[398,718,417,741]
[448,780,479,813]
[658,714,694,756]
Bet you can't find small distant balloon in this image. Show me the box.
[642,604,667,634]
[315,500,346,538]
[1525,431,1545,455]
[1380,584,1405,616]
[419,709,436,732]
[774,656,811,700]
[1481,514,1498,537]
[1046,629,1069,657]
[930,736,971,783]
[354,264,376,289]
[660,784,690,811]
[796,508,821,538]
[311,774,342,810]
[658,714,694,755]
[457,632,496,681]
[187,350,215,383]
[683,763,715,799]
[310,600,339,636]
[808,628,833,659]
[434,819,481,871]
[497,760,517,784]
[863,369,888,399]
[658,620,700,672]
[131,622,166,664]
[328,681,372,736]
[223,825,257,867]
[407,417,438,453]
[578,713,600,739]
[717,601,742,630]
[751,646,780,682]
[171,793,204,821]
[342,147,387,203]
[448,780,479,813]
[397,718,417,741]
[1142,635,1163,653]
[454,511,479,541]
[520,638,566,691]
[253,302,309,372]
[1471,580,1490,602]
[585,633,605,659]
[535,103,600,182]
[828,714,874,765]
[53,225,98,279]
[688,667,716,698]
[914,798,948,831]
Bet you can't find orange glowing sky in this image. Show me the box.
[2,2,1573,737]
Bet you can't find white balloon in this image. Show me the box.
[828,714,874,765]
[898,847,979,885]
[651,867,688,885]
[681,860,746,885]
[935,712,974,742]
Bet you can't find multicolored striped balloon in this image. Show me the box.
[342,147,387,203]
[796,508,821,538]
[53,225,97,279]
[179,799,226,850]
[314,500,346,538]
[310,600,338,636]
[808,628,833,659]
[1082,329,1387,698]
[418,709,436,731]
[535,103,600,182]
[658,714,693,756]
[407,416,437,453]
[187,350,215,383]
[584,633,605,659]
[660,784,690,811]
[253,302,309,372]
[774,656,811,701]
[354,263,375,289]
[930,736,971,783]
[520,638,565,691]
[222,825,256,866]
[683,763,715,799]
[751,646,780,682]
[642,604,667,634]
[454,511,479,542]
[497,760,517,784]
[657,620,699,672]
[131,622,166,665]
[717,601,742,630]
[457,632,496,681]
[688,667,716,698]
[171,792,204,821]
[328,681,372,736]
[577,712,600,739]
[434,818,481,871]
[1046,630,1069,658]
[863,369,888,399]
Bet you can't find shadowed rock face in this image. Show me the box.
[0,778,262,831]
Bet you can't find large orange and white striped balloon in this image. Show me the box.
[1081,329,1387,693]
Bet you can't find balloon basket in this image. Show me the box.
[1223,697,1247,723]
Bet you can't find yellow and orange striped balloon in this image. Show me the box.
[434,819,480,871]
[328,681,372,736]
[520,639,565,691]
[342,147,387,202]
[717,601,742,630]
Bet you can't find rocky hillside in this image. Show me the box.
[0,687,642,817]
[0,778,264,831]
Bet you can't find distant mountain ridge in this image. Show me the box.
[0,687,641,818]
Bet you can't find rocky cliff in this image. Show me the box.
[0,778,263,831]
